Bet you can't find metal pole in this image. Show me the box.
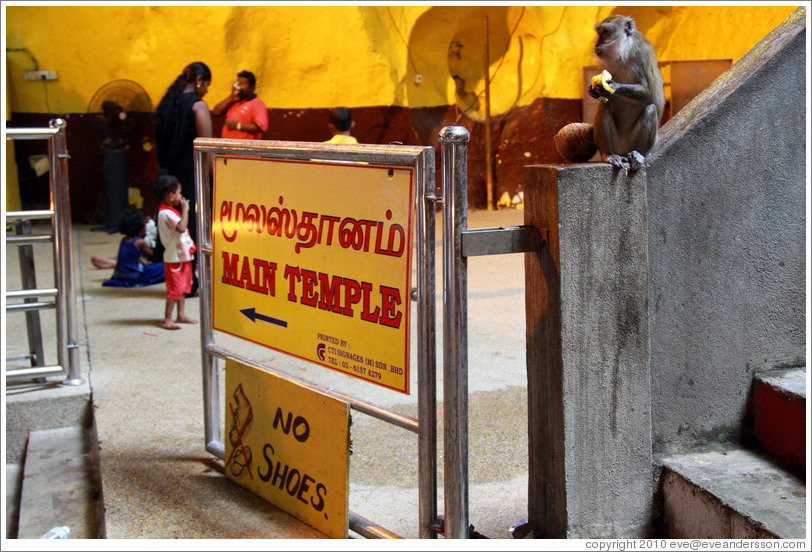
[49,119,82,385]
[195,146,220,451]
[16,221,45,366]
[416,148,438,538]
[48,122,68,380]
[440,125,470,538]
[349,512,404,539]
[484,16,494,211]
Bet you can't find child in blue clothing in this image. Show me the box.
[97,208,165,287]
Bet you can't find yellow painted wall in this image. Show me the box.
[4,4,800,116]
[4,5,423,114]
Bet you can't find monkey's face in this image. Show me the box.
[594,24,620,59]
[594,15,634,61]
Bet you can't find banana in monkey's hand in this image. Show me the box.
[588,70,615,102]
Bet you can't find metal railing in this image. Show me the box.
[440,126,543,538]
[5,119,82,385]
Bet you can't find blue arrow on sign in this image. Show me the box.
[239,308,288,328]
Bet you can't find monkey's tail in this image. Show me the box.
[554,122,598,163]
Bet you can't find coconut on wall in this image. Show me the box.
[4,4,798,218]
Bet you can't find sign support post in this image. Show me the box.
[440,126,471,539]
[416,145,440,539]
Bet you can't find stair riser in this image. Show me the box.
[752,381,806,470]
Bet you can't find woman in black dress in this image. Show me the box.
[154,61,213,294]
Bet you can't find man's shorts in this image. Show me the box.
[164,261,192,300]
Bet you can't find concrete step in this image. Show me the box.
[5,379,93,465]
[657,447,806,539]
[15,426,105,539]
[751,366,806,470]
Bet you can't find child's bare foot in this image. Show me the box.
[161,320,182,330]
[91,256,116,269]
[176,315,198,324]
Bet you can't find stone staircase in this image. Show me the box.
[656,366,807,539]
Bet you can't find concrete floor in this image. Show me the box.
[5,208,532,542]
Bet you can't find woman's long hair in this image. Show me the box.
[154,61,211,137]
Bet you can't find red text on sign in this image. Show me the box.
[283,265,402,329]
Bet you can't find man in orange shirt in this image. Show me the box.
[212,70,269,139]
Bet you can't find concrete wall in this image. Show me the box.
[645,7,807,453]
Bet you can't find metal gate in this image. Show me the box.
[439,127,542,538]
[195,127,539,538]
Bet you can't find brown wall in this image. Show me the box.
[9,98,581,222]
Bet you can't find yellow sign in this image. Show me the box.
[224,358,350,538]
[212,155,414,393]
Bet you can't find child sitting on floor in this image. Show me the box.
[96,208,165,288]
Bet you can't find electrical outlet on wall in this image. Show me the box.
[23,70,58,81]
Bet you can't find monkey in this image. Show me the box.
[554,15,665,171]
[592,14,664,170]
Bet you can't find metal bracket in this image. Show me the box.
[461,225,543,257]
[426,185,443,203]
